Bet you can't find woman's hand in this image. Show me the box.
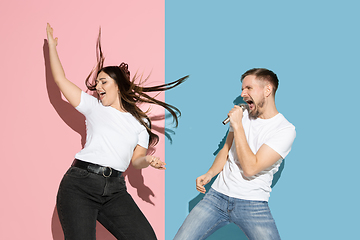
[46,23,58,47]
[132,146,166,170]
[46,22,82,107]
[146,155,166,170]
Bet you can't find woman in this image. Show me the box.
[46,23,187,240]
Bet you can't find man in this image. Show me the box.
[174,68,296,240]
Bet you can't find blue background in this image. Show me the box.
[165,1,360,239]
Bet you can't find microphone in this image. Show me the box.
[222,103,249,125]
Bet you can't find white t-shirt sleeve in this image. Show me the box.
[265,125,296,159]
[137,128,150,149]
[137,118,150,149]
[75,91,99,115]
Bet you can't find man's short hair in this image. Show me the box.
[241,68,279,94]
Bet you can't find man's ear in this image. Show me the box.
[265,84,273,97]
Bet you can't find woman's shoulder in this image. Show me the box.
[75,91,100,114]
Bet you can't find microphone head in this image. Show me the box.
[239,103,249,112]
[222,103,249,125]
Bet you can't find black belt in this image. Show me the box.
[72,159,122,177]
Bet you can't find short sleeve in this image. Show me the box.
[137,127,150,149]
[265,125,296,159]
[75,91,99,116]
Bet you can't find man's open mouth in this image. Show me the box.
[245,99,254,110]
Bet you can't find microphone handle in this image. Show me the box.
[222,104,249,125]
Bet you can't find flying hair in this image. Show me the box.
[85,28,189,146]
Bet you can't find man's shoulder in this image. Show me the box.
[276,113,295,130]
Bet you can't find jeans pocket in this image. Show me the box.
[66,166,91,179]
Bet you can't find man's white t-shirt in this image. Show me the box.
[74,91,149,172]
[212,110,296,202]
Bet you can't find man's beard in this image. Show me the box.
[248,97,265,120]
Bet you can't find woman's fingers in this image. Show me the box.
[46,23,58,46]
[149,156,166,170]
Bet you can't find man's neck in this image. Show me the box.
[258,101,278,119]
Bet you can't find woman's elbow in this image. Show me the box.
[131,161,142,169]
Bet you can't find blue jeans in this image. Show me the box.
[174,188,281,240]
[57,166,157,240]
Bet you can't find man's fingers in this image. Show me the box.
[196,176,209,193]
[196,185,206,193]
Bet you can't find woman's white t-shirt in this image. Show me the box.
[74,91,149,171]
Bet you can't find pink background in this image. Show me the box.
[0,0,165,239]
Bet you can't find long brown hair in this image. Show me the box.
[85,29,188,147]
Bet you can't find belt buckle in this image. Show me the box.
[103,167,112,177]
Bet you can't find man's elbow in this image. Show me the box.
[242,171,254,178]
[242,168,258,178]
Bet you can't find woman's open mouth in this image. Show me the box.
[98,91,106,100]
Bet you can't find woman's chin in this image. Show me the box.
[101,101,109,106]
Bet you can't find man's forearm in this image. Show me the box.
[232,124,258,177]
[207,147,229,178]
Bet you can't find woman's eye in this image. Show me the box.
[102,81,107,84]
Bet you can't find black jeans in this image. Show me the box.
[57,166,157,240]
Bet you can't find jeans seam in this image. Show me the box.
[57,185,68,237]
[233,222,250,240]
[97,211,129,240]
[199,219,228,240]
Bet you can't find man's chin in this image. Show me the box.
[249,110,260,120]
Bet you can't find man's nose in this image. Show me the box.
[241,90,246,97]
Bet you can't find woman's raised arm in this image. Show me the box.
[46,23,82,107]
